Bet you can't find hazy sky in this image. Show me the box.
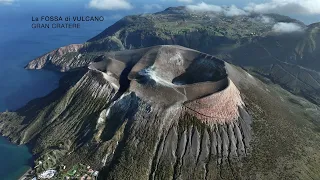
[0,0,319,24]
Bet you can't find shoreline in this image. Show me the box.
[0,135,35,179]
[19,168,34,180]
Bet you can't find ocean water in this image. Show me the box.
[0,5,121,179]
[0,137,32,180]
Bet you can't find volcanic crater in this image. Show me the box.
[89,45,244,125]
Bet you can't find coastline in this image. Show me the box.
[19,168,34,180]
[0,135,34,179]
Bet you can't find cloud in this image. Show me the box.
[177,0,193,3]
[260,16,273,23]
[88,0,133,10]
[0,0,14,5]
[187,2,223,12]
[224,5,249,16]
[272,22,304,33]
[143,4,163,11]
[255,15,274,24]
[186,2,248,16]
[245,0,320,15]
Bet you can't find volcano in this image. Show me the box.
[3,45,320,179]
[1,7,320,180]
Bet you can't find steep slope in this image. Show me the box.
[228,23,320,104]
[295,23,320,71]
[1,46,320,179]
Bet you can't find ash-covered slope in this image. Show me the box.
[2,46,320,179]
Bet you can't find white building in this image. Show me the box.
[39,170,57,179]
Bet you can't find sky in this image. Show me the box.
[0,0,319,24]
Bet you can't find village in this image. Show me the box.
[21,162,99,180]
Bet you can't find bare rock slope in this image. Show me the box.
[1,45,320,179]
